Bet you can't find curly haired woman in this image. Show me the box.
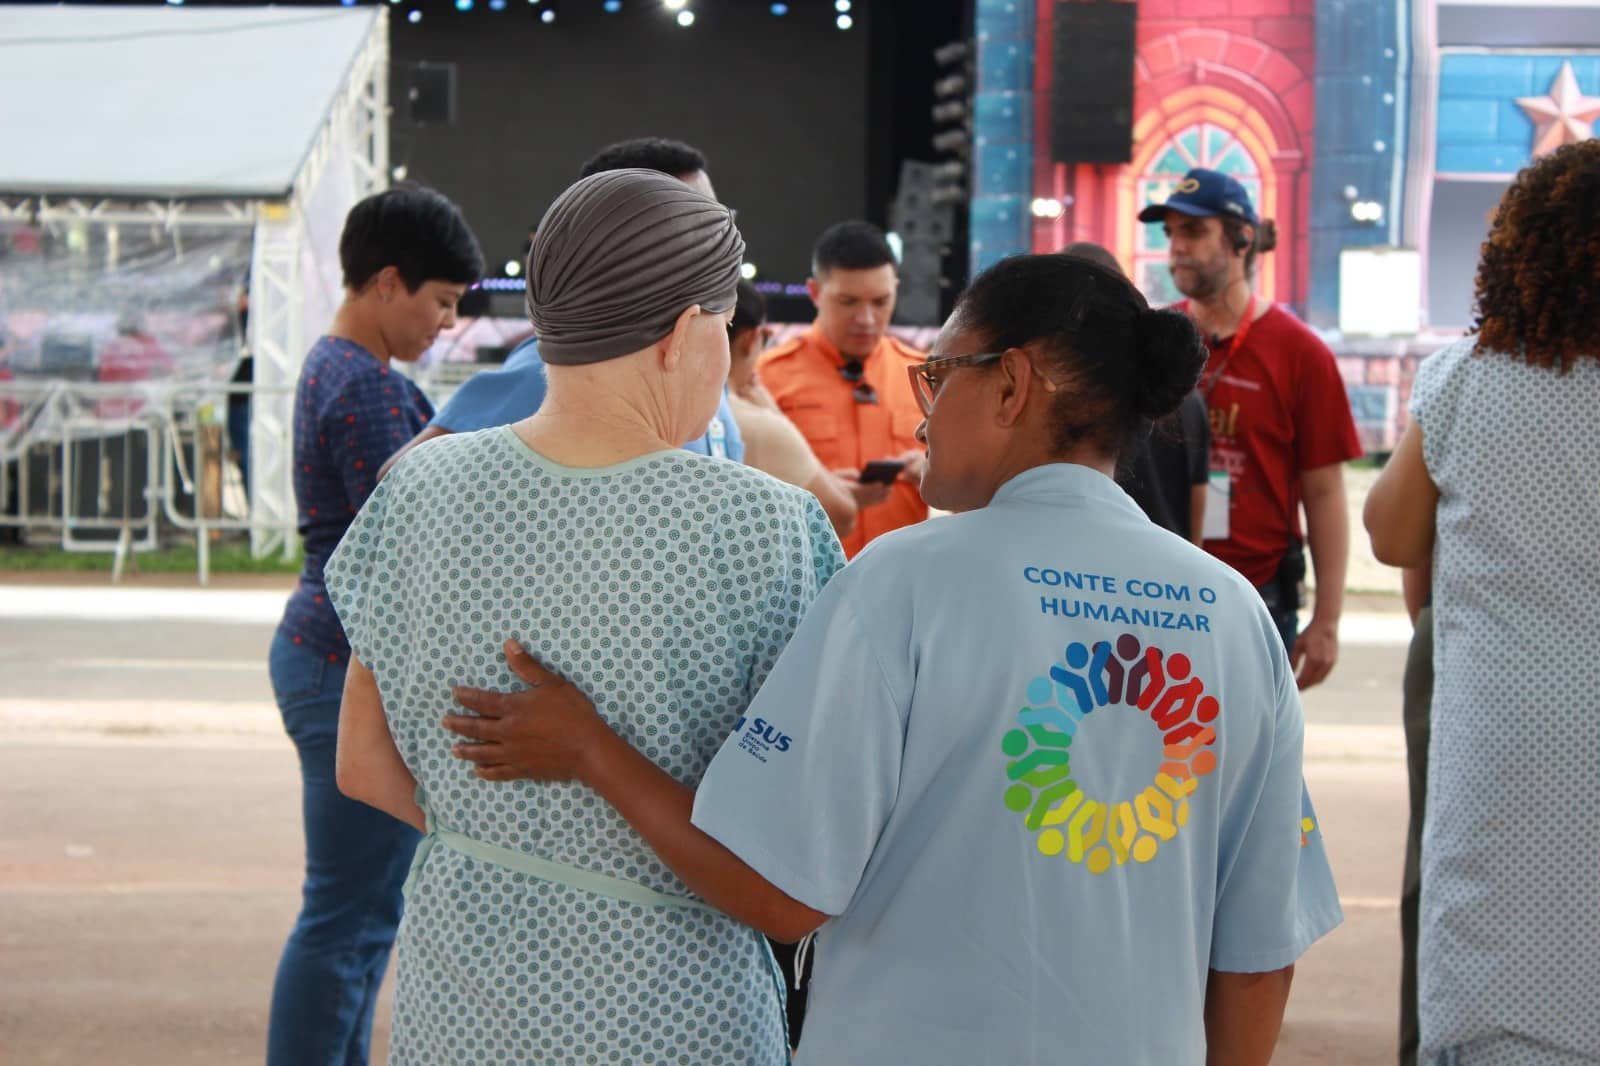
[1365,139,1600,1066]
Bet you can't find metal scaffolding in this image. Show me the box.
[0,6,390,563]
[249,10,389,558]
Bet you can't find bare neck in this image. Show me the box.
[1189,277,1259,341]
[514,364,679,468]
[328,299,391,363]
[727,356,760,396]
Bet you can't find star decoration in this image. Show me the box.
[1516,61,1600,157]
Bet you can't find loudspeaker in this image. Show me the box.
[1050,1,1136,164]
[407,62,458,125]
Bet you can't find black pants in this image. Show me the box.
[1254,540,1307,655]
[768,936,812,1048]
[1399,607,1433,1066]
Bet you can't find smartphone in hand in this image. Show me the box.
[857,459,906,485]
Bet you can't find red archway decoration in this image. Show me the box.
[1031,14,1314,308]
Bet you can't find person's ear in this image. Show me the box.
[806,277,822,307]
[661,304,701,372]
[376,265,402,303]
[995,348,1031,428]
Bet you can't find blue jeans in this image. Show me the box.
[266,631,420,1066]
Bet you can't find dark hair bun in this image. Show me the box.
[1257,219,1279,254]
[1130,308,1207,419]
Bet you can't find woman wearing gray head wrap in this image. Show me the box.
[326,168,843,1063]
[528,168,744,367]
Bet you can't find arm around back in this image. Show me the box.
[445,642,832,942]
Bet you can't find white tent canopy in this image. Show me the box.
[0,6,379,199]
[0,6,388,562]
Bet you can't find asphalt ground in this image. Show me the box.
[0,578,1414,1064]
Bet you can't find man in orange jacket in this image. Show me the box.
[759,221,928,557]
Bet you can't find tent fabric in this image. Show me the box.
[0,7,378,199]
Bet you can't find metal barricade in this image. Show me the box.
[0,378,295,584]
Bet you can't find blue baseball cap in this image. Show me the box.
[1137,168,1258,226]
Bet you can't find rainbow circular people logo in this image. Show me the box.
[1000,633,1220,874]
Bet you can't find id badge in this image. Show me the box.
[706,416,728,459]
[1203,469,1231,541]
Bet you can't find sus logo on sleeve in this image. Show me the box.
[731,716,794,764]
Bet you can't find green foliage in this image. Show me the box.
[0,541,300,575]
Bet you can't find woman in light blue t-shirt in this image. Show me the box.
[446,252,1343,1065]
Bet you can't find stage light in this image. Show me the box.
[542,7,556,21]
[341,0,356,7]
[740,263,758,281]
[835,0,851,10]
[456,0,474,10]
[605,0,623,10]
[392,165,409,180]
[663,0,688,10]
[165,0,183,6]
[836,13,853,29]
[1351,200,1385,224]
[504,259,523,277]
[677,9,696,26]
[1030,197,1065,220]
[408,8,422,21]
[770,2,789,13]
[490,0,508,9]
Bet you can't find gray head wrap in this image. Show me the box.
[527,168,745,366]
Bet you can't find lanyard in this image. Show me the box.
[1192,296,1256,399]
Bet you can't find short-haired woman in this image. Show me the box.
[266,186,482,1066]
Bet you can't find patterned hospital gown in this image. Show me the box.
[326,426,845,1065]
[1410,339,1600,1065]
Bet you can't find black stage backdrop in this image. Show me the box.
[391,0,875,289]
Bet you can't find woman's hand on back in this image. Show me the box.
[445,641,615,782]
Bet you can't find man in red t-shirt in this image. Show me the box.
[1139,169,1362,689]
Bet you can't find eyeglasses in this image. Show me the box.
[906,351,1005,415]
[907,350,1063,415]
[840,359,878,405]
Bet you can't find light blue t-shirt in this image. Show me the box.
[431,337,745,461]
[692,463,1343,1065]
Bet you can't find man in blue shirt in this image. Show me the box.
[382,138,744,475]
